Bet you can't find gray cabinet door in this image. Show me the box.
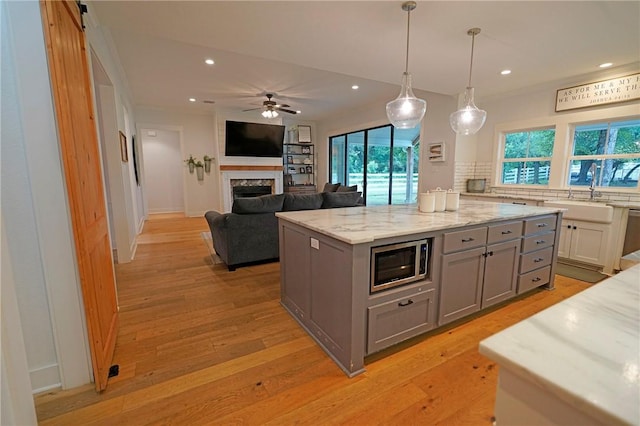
[439,246,485,325]
[482,239,520,308]
[367,288,436,354]
[280,226,311,319]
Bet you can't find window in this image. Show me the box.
[329,124,420,205]
[500,128,555,185]
[568,119,640,189]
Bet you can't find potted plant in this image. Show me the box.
[203,155,213,173]
[194,160,205,181]
[185,155,196,173]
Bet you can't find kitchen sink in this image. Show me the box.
[543,200,613,223]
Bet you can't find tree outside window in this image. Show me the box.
[501,128,555,185]
[569,120,640,188]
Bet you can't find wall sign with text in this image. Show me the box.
[555,73,639,112]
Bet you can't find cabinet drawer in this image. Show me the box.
[520,247,553,274]
[523,215,557,235]
[522,231,555,253]
[487,221,523,244]
[518,265,551,294]
[443,227,487,254]
[367,289,436,354]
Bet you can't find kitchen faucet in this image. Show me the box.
[589,163,599,200]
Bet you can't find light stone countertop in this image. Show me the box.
[462,192,640,209]
[479,264,640,426]
[275,200,562,245]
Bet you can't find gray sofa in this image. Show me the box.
[205,187,362,271]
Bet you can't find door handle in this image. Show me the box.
[537,223,547,228]
[461,237,474,243]
[536,240,546,245]
[501,230,512,235]
[398,299,414,307]
[534,257,544,263]
[532,277,541,282]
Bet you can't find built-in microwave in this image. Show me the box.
[370,239,430,293]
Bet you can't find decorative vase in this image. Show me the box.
[204,159,211,173]
[288,130,297,143]
[196,166,204,181]
[188,163,195,174]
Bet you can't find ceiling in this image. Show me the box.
[89,1,640,122]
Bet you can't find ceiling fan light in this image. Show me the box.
[449,87,487,135]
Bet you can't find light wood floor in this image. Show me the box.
[35,213,591,425]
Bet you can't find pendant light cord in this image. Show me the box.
[467,28,480,87]
[404,7,411,73]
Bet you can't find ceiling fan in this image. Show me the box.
[243,93,297,118]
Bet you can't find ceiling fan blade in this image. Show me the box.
[242,107,262,112]
[278,108,297,115]
[275,104,290,108]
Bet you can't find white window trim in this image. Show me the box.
[492,104,640,192]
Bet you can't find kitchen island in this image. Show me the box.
[276,200,564,376]
[479,263,640,425]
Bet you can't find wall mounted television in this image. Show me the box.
[225,120,285,158]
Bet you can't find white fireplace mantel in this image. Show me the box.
[221,169,283,213]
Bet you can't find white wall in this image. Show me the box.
[86,3,144,257]
[136,108,219,216]
[316,89,458,193]
[142,129,185,213]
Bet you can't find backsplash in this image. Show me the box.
[454,161,640,203]
[454,162,492,193]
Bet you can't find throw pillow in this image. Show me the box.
[322,182,341,192]
[336,184,358,192]
[321,191,363,208]
[283,193,323,211]
[232,194,285,214]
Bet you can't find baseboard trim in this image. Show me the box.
[30,363,61,394]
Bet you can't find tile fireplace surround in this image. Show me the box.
[220,166,283,212]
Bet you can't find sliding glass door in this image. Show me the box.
[329,124,420,205]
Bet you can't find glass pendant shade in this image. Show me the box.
[386,72,427,129]
[449,87,486,135]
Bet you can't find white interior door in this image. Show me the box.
[141,129,184,214]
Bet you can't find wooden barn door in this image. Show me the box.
[40,0,118,392]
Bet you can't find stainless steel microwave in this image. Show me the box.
[370,239,430,293]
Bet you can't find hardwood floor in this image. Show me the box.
[34,213,591,425]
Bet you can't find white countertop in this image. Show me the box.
[276,200,562,244]
[462,192,640,209]
[479,264,640,426]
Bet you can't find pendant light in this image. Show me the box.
[449,28,487,136]
[386,1,426,129]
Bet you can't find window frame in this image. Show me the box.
[497,126,556,187]
[566,119,640,190]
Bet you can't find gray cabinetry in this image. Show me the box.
[482,239,521,308]
[518,215,557,294]
[440,220,523,325]
[440,246,486,324]
[367,287,437,354]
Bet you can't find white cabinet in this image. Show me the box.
[558,220,610,266]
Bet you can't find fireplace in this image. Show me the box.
[233,185,272,199]
[220,168,283,212]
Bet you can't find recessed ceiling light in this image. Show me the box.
[204,58,215,65]
[352,85,359,90]
[599,62,613,68]
[189,98,196,102]
[500,69,511,75]
[296,110,302,114]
